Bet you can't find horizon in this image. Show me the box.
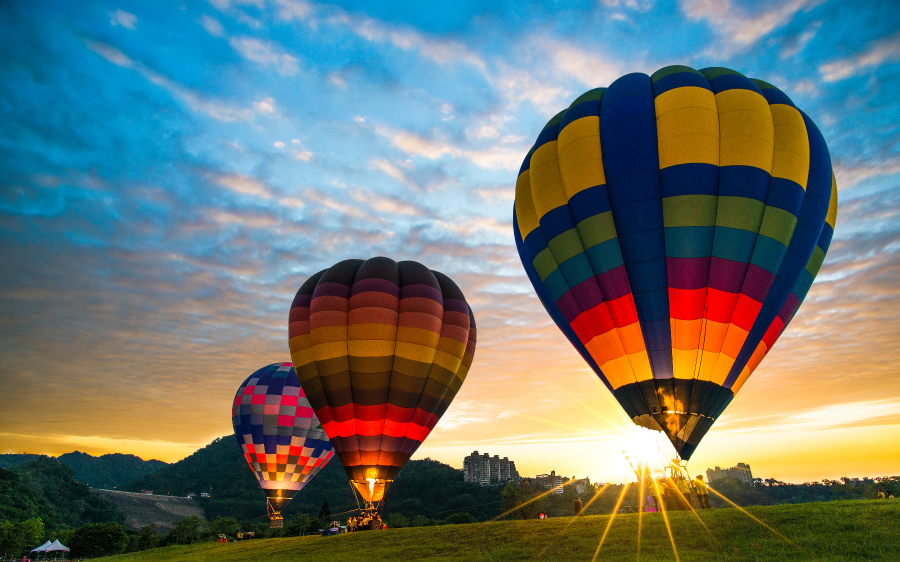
[1,0,898,487]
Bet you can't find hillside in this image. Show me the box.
[0,458,122,531]
[126,436,503,522]
[0,452,166,489]
[92,490,206,532]
[103,500,897,561]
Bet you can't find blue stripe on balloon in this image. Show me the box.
[653,71,712,96]
[718,166,770,202]
[569,184,612,223]
[601,72,672,379]
[660,164,719,197]
[712,227,758,262]
[665,226,715,259]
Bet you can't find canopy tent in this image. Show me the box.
[31,540,52,552]
[44,540,70,552]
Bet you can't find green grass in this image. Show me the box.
[108,500,897,561]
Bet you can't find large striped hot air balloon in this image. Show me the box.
[514,66,837,460]
[232,363,334,527]
[288,257,476,504]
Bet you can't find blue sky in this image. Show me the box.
[1,0,898,482]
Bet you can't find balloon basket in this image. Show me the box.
[267,497,284,528]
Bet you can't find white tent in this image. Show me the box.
[30,540,52,553]
[44,540,70,552]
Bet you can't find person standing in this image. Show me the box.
[693,475,711,509]
[877,488,885,499]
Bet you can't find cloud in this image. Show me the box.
[780,20,821,58]
[302,187,366,218]
[109,10,137,29]
[544,40,623,88]
[229,37,300,75]
[328,11,486,72]
[477,186,515,204]
[350,189,424,216]
[273,0,313,22]
[84,41,258,122]
[834,157,900,190]
[200,15,225,37]
[599,0,655,12]
[215,174,274,199]
[370,159,418,189]
[680,0,817,49]
[373,125,524,170]
[819,30,900,82]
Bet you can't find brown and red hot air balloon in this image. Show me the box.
[288,257,476,504]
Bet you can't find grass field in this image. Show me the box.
[107,500,897,561]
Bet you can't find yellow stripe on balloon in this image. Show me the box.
[557,115,605,198]
[515,168,540,240]
[770,104,810,190]
[655,86,719,169]
[530,141,567,220]
[715,88,774,171]
[826,173,838,229]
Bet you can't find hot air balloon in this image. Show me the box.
[232,362,335,527]
[288,257,476,505]
[514,66,837,460]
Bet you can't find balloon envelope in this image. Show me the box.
[232,363,334,513]
[288,257,477,502]
[514,66,838,459]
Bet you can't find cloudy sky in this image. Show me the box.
[1,0,898,484]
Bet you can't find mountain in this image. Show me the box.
[126,436,502,522]
[0,452,166,489]
[0,458,123,531]
[57,452,167,489]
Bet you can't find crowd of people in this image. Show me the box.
[346,509,386,531]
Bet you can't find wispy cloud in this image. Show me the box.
[200,15,225,36]
[229,37,300,75]
[85,41,259,122]
[819,30,900,82]
[109,10,137,29]
[680,0,817,50]
[215,174,274,199]
[373,125,523,170]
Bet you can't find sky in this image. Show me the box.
[1,0,899,485]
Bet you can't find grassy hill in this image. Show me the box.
[104,500,896,561]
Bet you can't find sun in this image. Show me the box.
[620,425,674,480]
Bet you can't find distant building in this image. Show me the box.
[707,463,753,484]
[463,451,519,486]
[535,470,568,494]
[570,477,592,495]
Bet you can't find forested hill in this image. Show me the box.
[0,458,123,531]
[0,452,166,489]
[126,436,502,522]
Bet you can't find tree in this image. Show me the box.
[134,523,159,551]
[408,515,434,527]
[285,514,312,537]
[165,516,204,545]
[445,512,478,525]
[68,522,128,558]
[386,513,408,528]
[318,501,331,521]
[501,481,544,520]
[207,517,239,538]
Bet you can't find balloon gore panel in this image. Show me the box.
[514,66,837,460]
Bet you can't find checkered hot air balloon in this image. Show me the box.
[232,363,334,527]
[288,258,476,504]
[514,66,838,460]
